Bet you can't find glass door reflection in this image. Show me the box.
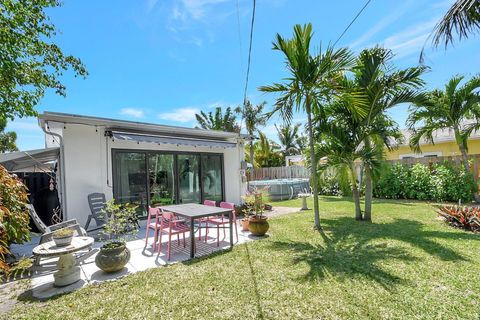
[148,153,175,206]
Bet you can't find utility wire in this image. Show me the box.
[235,0,244,73]
[243,0,256,107]
[333,0,372,47]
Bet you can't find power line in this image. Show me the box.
[235,0,244,73]
[243,0,256,107]
[333,0,372,47]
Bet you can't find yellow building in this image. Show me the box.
[385,128,480,160]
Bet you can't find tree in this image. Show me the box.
[0,119,18,153]
[246,132,283,168]
[408,75,480,201]
[431,0,480,49]
[259,23,355,229]
[0,0,87,122]
[195,106,240,133]
[275,123,302,156]
[352,47,427,221]
[235,100,267,168]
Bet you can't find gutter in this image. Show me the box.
[39,119,68,221]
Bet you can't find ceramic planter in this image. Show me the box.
[95,242,131,273]
[241,218,250,231]
[248,216,269,236]
[52,234,73,247]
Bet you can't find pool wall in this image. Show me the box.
[248,178,310,201]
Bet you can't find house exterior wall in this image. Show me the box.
[385,139,480,160]
[46,122,246,227]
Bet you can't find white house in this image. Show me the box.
[2,112,248,228]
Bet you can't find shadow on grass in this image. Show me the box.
[319,196,417,207]
[269,216,473,289]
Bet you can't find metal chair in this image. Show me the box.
[85,193,107,231]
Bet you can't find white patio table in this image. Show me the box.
[32,236,94,287]
[159,203,233,259]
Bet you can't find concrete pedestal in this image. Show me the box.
[54,253,81,287]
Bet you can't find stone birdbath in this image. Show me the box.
[33,236,94,287]
[297,193,311,211]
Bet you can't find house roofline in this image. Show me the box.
[38,111,249,141]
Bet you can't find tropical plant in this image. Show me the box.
[407,75,480,201]
[246,132,283,168]
[430,0,480,49]
[0,119,18,153]
[275,123,302,156]
[317,47,426,221]
[195,106,240,133]
[0,0,87,122]
[259,23,355,229]
[0,165,30,275]
[102,200,138,247]
[437,205,480,232]
[350,47,427,221]
[235,100,267,168]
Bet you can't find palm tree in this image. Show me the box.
[352,47,427,221]
[431,0,480,49]
[235,100,267,168]
[259,23,355,230]
[246,132,283,168]
[195,106,240,132]
[407,75,480,201]
[275,123,302,156]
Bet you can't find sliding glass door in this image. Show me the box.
[148,153,175,206]
[202,154,223,202]
[113,152,148,217]
[113,150,224,214]
[178,154,201,204]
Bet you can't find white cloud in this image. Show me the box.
[381,18,439,58]
[176,0,230,21]
[349,0,415,49]
[120,108,145,118]
[5,117,40,132]
[158,107,200,123]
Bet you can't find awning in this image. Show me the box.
[111,131,237,149]
[0,147,59,172]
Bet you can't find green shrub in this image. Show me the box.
[374,161,477,203]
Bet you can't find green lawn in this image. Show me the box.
[5,197,480,319]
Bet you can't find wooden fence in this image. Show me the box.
[387,154,480,181]
[249,166,310,181]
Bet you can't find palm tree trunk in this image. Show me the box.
[249,140,255,168]
[306,100,321,230]
[455,130,480,203]
[364,165,372,222]
[351,165,362,220]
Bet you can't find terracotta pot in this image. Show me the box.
[248,216,269,236]
[95,242,131,273]
[53,234,73,247]
[241,218,250,231]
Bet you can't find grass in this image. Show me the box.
[4,197,480,319]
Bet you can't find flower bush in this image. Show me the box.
[0,165,30,274]
[437,205,480,231]
[374,162,477,203]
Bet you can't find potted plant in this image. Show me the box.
[244,188,270,236]
[52,228,74,247]
[237,203,251,232]
[95,200,138,273]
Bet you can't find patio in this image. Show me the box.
[10,220,254,300]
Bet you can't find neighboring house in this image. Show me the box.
[285,154,305,166]
[0,112,248,227]
[386,127,480,160]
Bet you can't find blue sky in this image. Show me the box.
[7,0,480,150]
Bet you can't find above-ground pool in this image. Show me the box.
[248,178,310,201]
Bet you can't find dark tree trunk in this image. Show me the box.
[306,99,321,230]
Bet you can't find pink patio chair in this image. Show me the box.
[157,211,191,261]
[144,207,161,252]
[207,202,238,246]
[199,200,216,241]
